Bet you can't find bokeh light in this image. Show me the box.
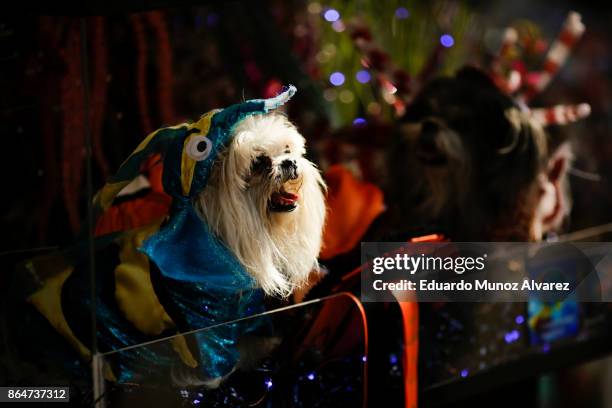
[323,9,340,22]
[356,70,371,83]
[367,102,382,115]
[316,52,330,63]
[332,20,346,32]
[395,7,410,19]
[307,2,322,14]
[323,89,337,101]
[329,71,345,86]
[339,89,354,103]
[440,34,455,48]
[323,43,337,54]
[504,329,520,343]
[353,117,367,126]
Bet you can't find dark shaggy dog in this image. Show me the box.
[386,67,572,241]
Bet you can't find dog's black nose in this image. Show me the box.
[281,159,296,170]
[281,159,298,179]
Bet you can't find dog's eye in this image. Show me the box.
[186,135,212,161]
[251,155,272,174]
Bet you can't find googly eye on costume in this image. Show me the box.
[186,135,213,161]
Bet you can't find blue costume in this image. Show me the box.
[20,86,297,383]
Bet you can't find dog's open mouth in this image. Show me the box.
[269,188,299,212]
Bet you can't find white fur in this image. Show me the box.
[196,113,326,298]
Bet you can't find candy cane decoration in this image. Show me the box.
[530,103,591,126]
[490,27,522,94]
[520,11,585,102]
[485,11,591,127]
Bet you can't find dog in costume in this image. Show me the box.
[18,85,326,386]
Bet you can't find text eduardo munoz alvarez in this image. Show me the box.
[369,253,570,292]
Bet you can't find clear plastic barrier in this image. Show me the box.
[93,293,367,407]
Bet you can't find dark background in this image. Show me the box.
[0,2,611,406]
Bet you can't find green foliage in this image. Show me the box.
[311,0,474,126]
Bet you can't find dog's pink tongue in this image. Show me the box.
[272,191,298,205]
[281,191,298,202]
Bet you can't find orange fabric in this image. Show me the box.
[94,190,171,236]
[94,154,170,236]
[143,154,165,193]
[320,165,385,260]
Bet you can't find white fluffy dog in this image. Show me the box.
[197,113,327,297]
